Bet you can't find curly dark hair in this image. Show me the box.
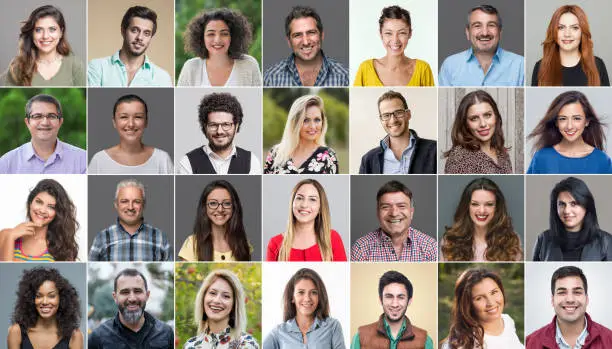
[184,8,252,60]
[198,92,244,133]
[11,267,81,340]
[26,179,79,261]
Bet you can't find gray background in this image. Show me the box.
[175,175,262,261]
[262,175,350,259]
[262,0,349,72]
[525,88,612,166]
[438,175,525,249]
[87,175,174,259]
[438,0,524,70]
[525,175,612,260]
[438,87,525,173]
[525,262,612,334]
[87,88,175,163]
[0,0,86,79]
[526,0,612,85]
[350,175,437,246]
[174,87,262,168]
[0,263,87,336]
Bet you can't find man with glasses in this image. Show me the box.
[359,90,436,174]
[0,94,86,173]
[177,92,261,174]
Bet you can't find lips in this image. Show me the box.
[477,128,490,136]
[38,306,55,315]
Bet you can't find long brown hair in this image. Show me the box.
[536,5,600,86]
[442,178,522,261]
[282,268,330,321]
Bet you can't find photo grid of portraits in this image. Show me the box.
[1,0,612,349]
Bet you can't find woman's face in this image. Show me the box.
[206,188,233,228]
[556,12,581,53]
[204,20,231,57]
[292,183,321,225]
[466,102,496,146]
[204,277,234,324]
[113,101,147,143]
[29,191,56,226]
[557,191,587,232]
[299,106,323,143]
[469,189,496,229]
[33,16,62,55]
[380,18,411,57]
[35,280,59,319]
[292,278,319,319]
[471,277,504,325]
[556,102,588,144]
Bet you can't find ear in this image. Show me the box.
[24,118,29,127]
[406,109,412,121]
[114,200,118,211]
[409,206,414,219]
[58,118,64,127]
[408,298,413,307]
[321,31,325,42]
[465,27,470,41]
[112,117,117,129]
[112,291,117,302]
[286,37,292,49]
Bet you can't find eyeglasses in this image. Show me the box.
[207,200,233,210]
[206,122,234,131]
[379,109,409,121]
[28,113,61,121]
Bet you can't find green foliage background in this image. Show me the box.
[175,263,262,348]
[175,0,262,83]
[0,88,86,154]
[438,263,524,343]
[263,88,349,173]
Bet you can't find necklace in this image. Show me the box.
[37,55,62,65]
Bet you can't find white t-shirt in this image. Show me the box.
[441,314,524,349]
[88,148,174,174]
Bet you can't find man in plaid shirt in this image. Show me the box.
[351,180,437,261]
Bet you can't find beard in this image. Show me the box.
[384,308,407,324]
[207,134,235,153]
[117,300,146,325]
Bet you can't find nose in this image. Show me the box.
[479,117,487,128]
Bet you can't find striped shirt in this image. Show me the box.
[89,219,172,261]
[351,227,437,262]
[13,238,54,262]
[264,52,349,86]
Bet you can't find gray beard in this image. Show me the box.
[118,302,146,325]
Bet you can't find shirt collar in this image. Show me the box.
[111,50,151,69]
[25,139,63,161]
[286,51,330,76]
[377,227,413,245]
[466,46,502,63]
[116,217,145,236]
[383,316,406,341]
[287,317,322,333]
[555,316,589,348]
[203,144,237,160]
[380,131,415,152]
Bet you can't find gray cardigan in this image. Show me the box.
[177,54,262,86]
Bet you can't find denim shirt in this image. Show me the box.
[263,317,345,349]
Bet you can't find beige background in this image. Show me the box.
[87,0,174,82]
[350,263,437,348]
[349,87,438,174]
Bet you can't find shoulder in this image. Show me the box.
[60,140,86,154]
[357,59,374,71]
[410,227,436,244]
[183,334,204,348]
[324,55,348,71]
[533,147,555,157]
[441,50,469,67]
[237,332,260,348]
[181,57,204,71]
[8,323,21,336]
[237,54,259,66]
[414,59,433,70]
[266,58,290,75]
[353,231,381,246]
[499,48,524,61]
[594,56,606,66]
[330,229,343,241]
[70,328,84,346]
[447,145,471,158]
[153,148,172,160]
[88,56,112,67]
[268,234,284,246]
[533,59,542,69]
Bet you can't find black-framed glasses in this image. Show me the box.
[379,109,408,121]
[28,113,61,121]
[206,122,234,131]
[207,200,232,210]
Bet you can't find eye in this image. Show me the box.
[35,28,42,33]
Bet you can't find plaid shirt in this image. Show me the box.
[351,227,437,262]
[89,219,172,261]
[264,52,349,86]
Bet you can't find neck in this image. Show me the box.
[210,143,234,159]
[294,221,316,236]
[385,230,408,247]
[386,316,404,337]
[473,226,487,241]
[119,141,145,153]
[481,317,504,336]
[559,50,581,67]
[211,225,227,241]
[207,54,233,65]
[558,316,586,338]
[480,141,492,153]
[31,138,58,160]
[295,54,322,69]
[558,137,587,151]
[119,48,145,69]
[388,132,410,151]
[119,313,145,332]
[383,54,406,68]
[32,225,49,241]
[37,50,60,62]
[296,139,319,152]
[208,318,229,334]
[35,316,57,329]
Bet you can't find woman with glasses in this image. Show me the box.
[178,180,251,261]
[444,90,513,174]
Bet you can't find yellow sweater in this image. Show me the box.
[353,58,434,86]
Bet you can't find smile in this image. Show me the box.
[208,304,226,312]
[38,306,54,313]
[388,219,403,224]
[561,40,574,44]
[298,210,312,216]
[475,214,489,221]
[477,128,490,136]
[485,306,498,314]
[562,305,578,313]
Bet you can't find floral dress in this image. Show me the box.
[183,327,259,349]
[263,146,338,174]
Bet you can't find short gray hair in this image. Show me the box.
[114,179,146,202]
[26,94,62,118]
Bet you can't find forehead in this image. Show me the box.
[290,17,318,34]
[559,12,579,25]
[383,282,407,296]
[558,102,585,116]
[379,191,411,204]
[470,189,495,202]
[379,98,405,112]
[116,275,146,290]
[381,18,410,30]
[117,186,144,200]
[296,183,319,197]
[295,278,316,289]
[472,277,499,294]
[207,188,231,200]
[207,111,234,123]
[30,101,58,114]
[205,19,229,31]
[305,105,322,118]
[209,277,233,293]
[35,16,60,28]
[115,101,146,115]
[128,17,154,31]
[38,280,58,292]
[33,191,57,204]
[557,191,577,202]
[469,10,499,25]
[554,275,585,290]
[467,102,493,116]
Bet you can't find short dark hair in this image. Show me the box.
[284,6,323,37]
[198,93,244,133]
[26,94,62,118]
[378,270,413,301]
[377,90,408,114]
[377,180,413,207]
[379,5,412,32]
[121,6,158,36]
[551,266,588,295]
[112,94,148,119]
[467,5,502,29]
[114,268,148,292]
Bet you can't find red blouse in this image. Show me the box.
[265,229,347,261]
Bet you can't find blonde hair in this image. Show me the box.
[271,95,328,170]
[278,179,333,261]
[194,269,246,338]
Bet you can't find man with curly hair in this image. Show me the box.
[177,92,262,174]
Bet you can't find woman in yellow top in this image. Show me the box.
[354,5,434,87]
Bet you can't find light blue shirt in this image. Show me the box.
[88,50,173,87]
[439,47,524,86]
[0,140,86,174]
[381,134,416,174]
[556,317,588,349]
[263,317,345,349]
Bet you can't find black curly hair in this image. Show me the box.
[198,92,244,133]
[11,267,81,340]
[183,8,252,60]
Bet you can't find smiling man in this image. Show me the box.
[351,271,433,349]
[526,266,612,349]
[439,5,524,86]
[0,94,86,174]
[88,268,173,349]
[89,179,171,261]
[88,6,172,87]
[359,90,436,174]
[351,181,437,262]
[264,5,348,86]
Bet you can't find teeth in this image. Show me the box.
[389,219,401,223]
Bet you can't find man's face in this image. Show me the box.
[287,17,323,62]
[204,111,237,152]
[377,192,414,237]
[122,17,154,57]
[552,276,588,325]
[381,282,410,324]
[379,98,410,139]
[113,275,150,325]
[25,101,63,143]
[115,186,145,227]
[465,10,501,54]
